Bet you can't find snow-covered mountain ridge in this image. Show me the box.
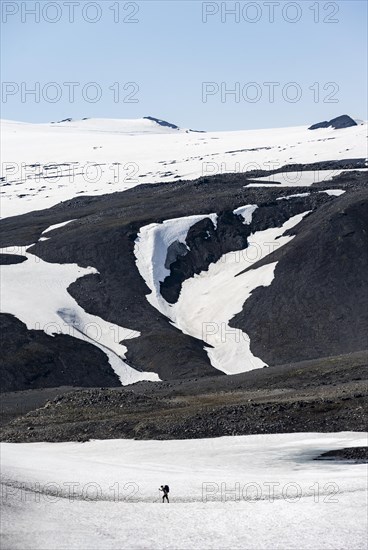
[1,117,366,218]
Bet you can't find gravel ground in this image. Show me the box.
[1,350,366,443]
[315,446,368,462]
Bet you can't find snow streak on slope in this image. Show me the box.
[276,190,346,201]
[173,212,310,374]
[233,204,258,223]
[323,189,346,196]
[1,119,366,218]
[135,210,309,374]
[1,433,367,549]
[42,219,77,233]
[39,219,77,241]
[134,213,217,313]
[248,168,368,187]
[0,233,159,384]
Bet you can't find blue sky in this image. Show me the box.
[1,0,367,130]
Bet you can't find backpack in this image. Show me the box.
[164,485,169,493]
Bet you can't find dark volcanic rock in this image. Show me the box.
[0,161,366,383]
[309,115,357,130]
[161,212,249,303]
[231,190,368,365]
[0,314,121,392]
[165,241,189,269]
[143,116,179,130]
[0,254,27,265]
[315,447,368,463]
[160,195,330,303]
[1,351,366,442]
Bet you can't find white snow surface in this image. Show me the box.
[1,432,367,549]
[323,189,347,196]
[276,193,311,200]
[135,211,310,374]
[134,213,217,312]
[1,118,366,218]
[233,204,258,224]
[42,219,77,234]
[277,190,346,201]
[248,167,368,188]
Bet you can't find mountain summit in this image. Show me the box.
[309,114,357,130]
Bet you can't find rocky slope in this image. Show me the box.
[308,114,358,130]
[231,187,368,365]
[0,162,367,387]
[1,350,366,442]
[0,314,121,392]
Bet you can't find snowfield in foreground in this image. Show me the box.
[1,432,367,549]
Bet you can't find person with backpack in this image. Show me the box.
[159,484,169,503]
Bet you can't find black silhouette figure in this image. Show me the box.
[159,484,170,503]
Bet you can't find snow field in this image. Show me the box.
[1,432,367,549]
[1,119,366,218]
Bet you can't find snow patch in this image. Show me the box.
[233,204,258,224]
[0,232,159,384]
[42,219,76,234]
[135,210,310,374]
[248,168,368,188]
[173,211,310,374]
[322,189,346,196]
[276,193,310,200]
[134,213,217,313]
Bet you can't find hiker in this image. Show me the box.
[159,484,169,503]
